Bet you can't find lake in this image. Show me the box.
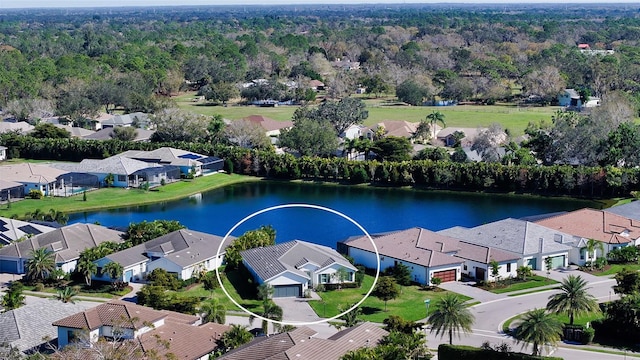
[68,181,599,248]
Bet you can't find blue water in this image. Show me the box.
[68,181,598,247]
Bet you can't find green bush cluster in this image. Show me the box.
[438,344,563,360]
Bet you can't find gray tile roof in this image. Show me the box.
[241,241,356,283]
[605,201,640,221]
[83,127,154,141]
[0,216,56,245]
[121,147,208,166]
[438,218,574,256]
[52,156,164,176]
[0,298,95,352]
[0,223,124,264]
[103,229,230,269]
[0,179,23,191]
[343,227,467,268]
[0,163,68,184]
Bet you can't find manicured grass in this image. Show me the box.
[22,282,131,299]
[591,263,640,276]
[175,92,558,136]
[0,173,257,217]
[503,312,603,334]
[486,275,558,294]
[307,275,471,323]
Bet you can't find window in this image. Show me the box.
[117,175,126,182]
[463,265,467,270]
[506,263,511,272]
[319,273,329,283]
[580,249,585,260]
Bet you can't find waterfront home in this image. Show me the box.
[52,155,181,188]
[536,208,640,260]
[0,216,56,247]
[0,223,124,274]
[53,300,229,359]
[0,163,68,196]
[341,227,520,284]
[92,229,230,282]
[117,147,223,177]
[241,240,357,297]
[439,218,574,270]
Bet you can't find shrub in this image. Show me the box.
[315,284,326,292]
[582,327,595,344]
[28,189,44,199]
[34,283,45,292]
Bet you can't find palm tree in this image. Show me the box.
[103,262,124,281]
[249,300,283,335]
[56,286,78,304]
[76,258,97,286]
[25,248,56,282]
[219,324,253,353]
[427,293,475,345]
[584,238,604,270]
[426,111,446,139]
[514,308,562,356]
[546,274,599,325]
[199,298,227,324]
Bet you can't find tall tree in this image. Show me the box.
[222,119,272,150]
[150,108,211,143]
[104,262,124,281]
[371,136,412,162]
[249,300,283,335]
[546,275,600,325]
[428,293,475,345]
[584,239,604,270]
[471,123,507,163]
[111,126,138,141]
[25,248,56,283]
[396,80,430,106]
[76,257,98,286]
[218,324,253,353]
[30,123,71,139]
[278,117,339,157]
[313,98,369,136]
[514,308,563,356]
[426,111,446,139]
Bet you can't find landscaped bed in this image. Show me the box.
[480,275,559,294]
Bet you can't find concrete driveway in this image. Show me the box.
[273,293,323,323]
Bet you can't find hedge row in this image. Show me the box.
[2,135,639,198]
[438,344,563,360]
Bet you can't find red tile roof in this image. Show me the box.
[536,208,640,244]
[242,115,293,132]
[139,321,229,359]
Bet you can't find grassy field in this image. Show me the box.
[307,275,471,323]
[0,173,257,218]
[487,275,559,294]
[174,92,559,136]
[591,263,640,276]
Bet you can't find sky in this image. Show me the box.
[1,0,638,9]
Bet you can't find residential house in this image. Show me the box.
[558,89,581,107]
[605,201,640,221]
[118,147,224,177]
[331,59,360,71]
[439,218,574,270]
[53,124,94,138]
[101,112,149,128]
[0,179,24,202]
[436,127,484,147]
[0,163,68,196]
[536,208,640,261]
[52,155,181,188]
[83,127,155,142]
[0,145,6,161]
[0,223,124,274]
[0,216,56,247]
[241,240,357,297]
[218,322,388,360]
[340,124,374,141]
[340,227,517,285]
[92,229,231,282]
[0,121,34,134]
[0,298,95,354]
[53,300,229,360]
[88,113,114,130]
[242,115,294,137]
[375,120,421,140]
[309,79,325,91]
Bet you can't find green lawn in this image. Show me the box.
[307,275,471,323]
[503,312,603,333]
[0,173,257,218]
[22,282,131,299]
[591,263,640,276]
[175,92,558,136]
[486,275,558,294]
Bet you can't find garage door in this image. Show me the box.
[550,255,565,269]
[432,269,456,283]
[0,259,18,274]
[273,284,301,298]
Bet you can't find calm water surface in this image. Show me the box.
[68,181,598,247]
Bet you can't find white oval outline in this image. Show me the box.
[215,203,380,326]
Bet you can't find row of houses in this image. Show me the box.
[0,147,224,199]
[2,202,639,292]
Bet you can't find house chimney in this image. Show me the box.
[539,238,544,253]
